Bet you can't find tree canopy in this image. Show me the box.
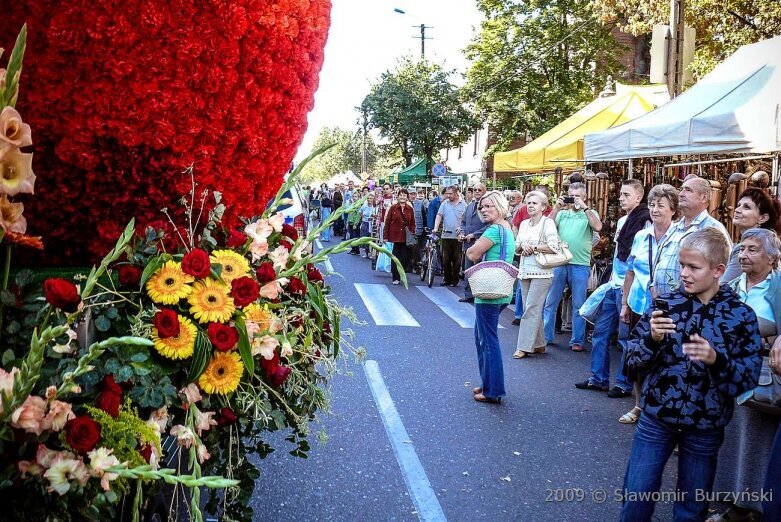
[591,0,781,77]
[464,0,625,153]
[300,126,386,183]
[360,58,479,172]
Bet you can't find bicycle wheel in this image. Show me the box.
[419,254,426,281]
[426,252,435,288]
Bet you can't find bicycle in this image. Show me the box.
[419,230,440,288]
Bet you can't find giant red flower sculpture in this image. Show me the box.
[1,1,330,265]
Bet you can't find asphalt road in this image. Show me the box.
[250,241,678,521]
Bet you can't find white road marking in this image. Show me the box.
[354,283,420,327]
[314,239,335,274]
[364,361,447,522]
[416,286,504,329]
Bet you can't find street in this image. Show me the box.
[252,243,677,521]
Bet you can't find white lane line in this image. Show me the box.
[313,239,334,274]
[416,286,504,329]
[354,283,420,327]
[364,361,447,522]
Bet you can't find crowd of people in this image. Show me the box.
[305,175,781,521]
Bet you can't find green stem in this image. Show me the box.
[0,244,11,336]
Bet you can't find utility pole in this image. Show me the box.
[668,0,686,96]
[360,107,368,174]
[412,24,432,60]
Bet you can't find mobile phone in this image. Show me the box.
[563,196,575,204]
[655,298,670,314]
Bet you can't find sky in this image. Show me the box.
[295,0,483,160]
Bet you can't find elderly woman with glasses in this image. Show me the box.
[465,191,516,404]
[708,228,781,522]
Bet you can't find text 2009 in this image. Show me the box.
[545,488,586,502]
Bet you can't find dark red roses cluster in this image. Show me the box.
[260,353,291,388]
[152,309,180,338]
[117,265,142,288]
[43,278,81,313]
[287,277,306,296]
[306,264,323,285]
[64,415,101,453]
[181,248,211,278]
[231,276,260,308]
[1,0,331,266]
[256,262,276,284]
[95,375,123,418]
[207,323,239,352]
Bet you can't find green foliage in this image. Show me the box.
[591,0,781,78]
[300,126,391,183]
[84,401,161,471]
[361,57,480,170]
[464,0,625,153]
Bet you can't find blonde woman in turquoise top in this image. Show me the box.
[466,191,516,404]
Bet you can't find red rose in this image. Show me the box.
[279,239,294,252]
[207,323,239,352]
[64,416,101,453]
[138,444,153,463]
[101,374,123,396]
[225,229,247,248]
[256,262,276,284]
[152,309,180,338]
[281,223,298,240]
[288,277,306,296]
[306,265,323,284]
[181,248,211,278]
[96,390,122,418]
[260,352,280,373]
[231,276,260,308]
[117,265,142,288]
[268,365,291,387]
[43,278,81,313]
[216,407,238,427]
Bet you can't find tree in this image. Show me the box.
[300,126,393,183]
[361,58,479,173]
[591,0,781,77]
[464,0,625,153]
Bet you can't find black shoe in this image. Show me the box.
[459,297,474,303]
[607,386,632,398]
[555,328,563,335]
[512,318,521,326]
[575,379,608,392]
[440,281,449,286]
[448,282,459,287]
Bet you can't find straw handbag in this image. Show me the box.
[464,225,518,300]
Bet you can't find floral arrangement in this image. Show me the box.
[0,0,331,265]
[0,22,402,522]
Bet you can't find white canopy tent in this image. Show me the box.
[326,170,363,186]
[584,36,781,161]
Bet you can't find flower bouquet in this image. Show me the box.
[0,25,402,521]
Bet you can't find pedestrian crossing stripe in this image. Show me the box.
[353,283,504,329]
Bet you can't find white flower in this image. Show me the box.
[170,425,196,449]
[43,454,89,496]
[251,335,279,360]
[244,219,273,242]
[42,400,75,432]
[0,367,19,412]
[194,410,217,436]
[292,240,311,262]
[280,340,293,358]
[147,406,169,433]
[88,447,121,491]
[179,384,202,405]
[51,328,78,354]
[268,212,285,233]
[249,239,270,262]
[268,245,290,270]
[196,443,211,464]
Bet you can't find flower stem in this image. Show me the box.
[0,243,12,335]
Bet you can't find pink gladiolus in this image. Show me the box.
[11,395,47,435]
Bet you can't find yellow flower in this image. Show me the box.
[146,261,194,305]
[243,303,272,332]
[210,249,250,283]
[187,278,236,323]
[152,315,197,359]
[199,352,243,395]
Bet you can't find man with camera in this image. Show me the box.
[542,182,602,351]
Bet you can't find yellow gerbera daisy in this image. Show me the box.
[146,261,194,304]
[152,315,197,359]
[243,303,273,332]
[187,278,236,323]
[199,351,244,395]
[210,249,250,283]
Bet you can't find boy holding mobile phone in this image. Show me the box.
[620,228,763,522]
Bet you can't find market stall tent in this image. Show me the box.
[585,36,781,161]
[494,83,669,173]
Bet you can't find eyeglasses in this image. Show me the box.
[479,204,495,210]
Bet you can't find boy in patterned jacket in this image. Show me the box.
[620,228,763,522]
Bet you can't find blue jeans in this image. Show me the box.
[589,287,630,390]
[474,304,507,399]
[763,423,781,521]
[620,413,724,522]
[514,282,524,319]
[321,207,331,240]
[543,264,590,346]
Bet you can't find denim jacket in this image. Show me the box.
[627,286,762,431]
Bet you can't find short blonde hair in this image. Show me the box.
[680,228,730,267]
[480,190,510,218]
[525,190,549,209]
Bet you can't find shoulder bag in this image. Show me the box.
[464,225,519,300]
[737,356,781,416]
[534,217,572,269]
[397,206,417,247]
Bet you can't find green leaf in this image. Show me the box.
[14,269,34,288]
[1,24,26,108]
[187,331,211,383]
[131,362,152,376]
[1,349,15,366]
[139,254,170,289]
[0,290,16,307]
[233,315,254,375]
[116,365,134,382]
[94,315,111,332]
[104,307,119,320]
[130,351,149,363]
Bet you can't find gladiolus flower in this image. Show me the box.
[249,239,270,262]
[259,278,288,300]
[88,447,121,491]
[170,425,196,448]
[44,453,90,495]
[194,410,217,436]
[147,406,169,433]
[43,400,75,432]
[197,443,211,464]
[268,245,290,270]
[244,219,273,243]
[268,213,285,233]
[0,367,19,410]
[251,334,279,360]
[0,106,33,149]
[0,194,26,234]
[11,395,47,435]
[0,147,35,196]
[179,383,202,405]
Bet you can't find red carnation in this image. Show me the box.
[216,407,239,427]
[225,229,247,248]
[101,374,123,396]
[288,277,306,296]
[43,278,81,313]
[64,416,101,453]
[306,265,324,284]
[281,223,298,241]
[268,365,291,387]
[152,309,180,338]
[279,239,294,252]
[256,262,276,284]
[231,276,260,308]
[181,248,211,278]
[96,390,122,418]
[207,323,239,352]
[117,265,142,288]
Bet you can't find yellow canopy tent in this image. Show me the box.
[494,83,670,173]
